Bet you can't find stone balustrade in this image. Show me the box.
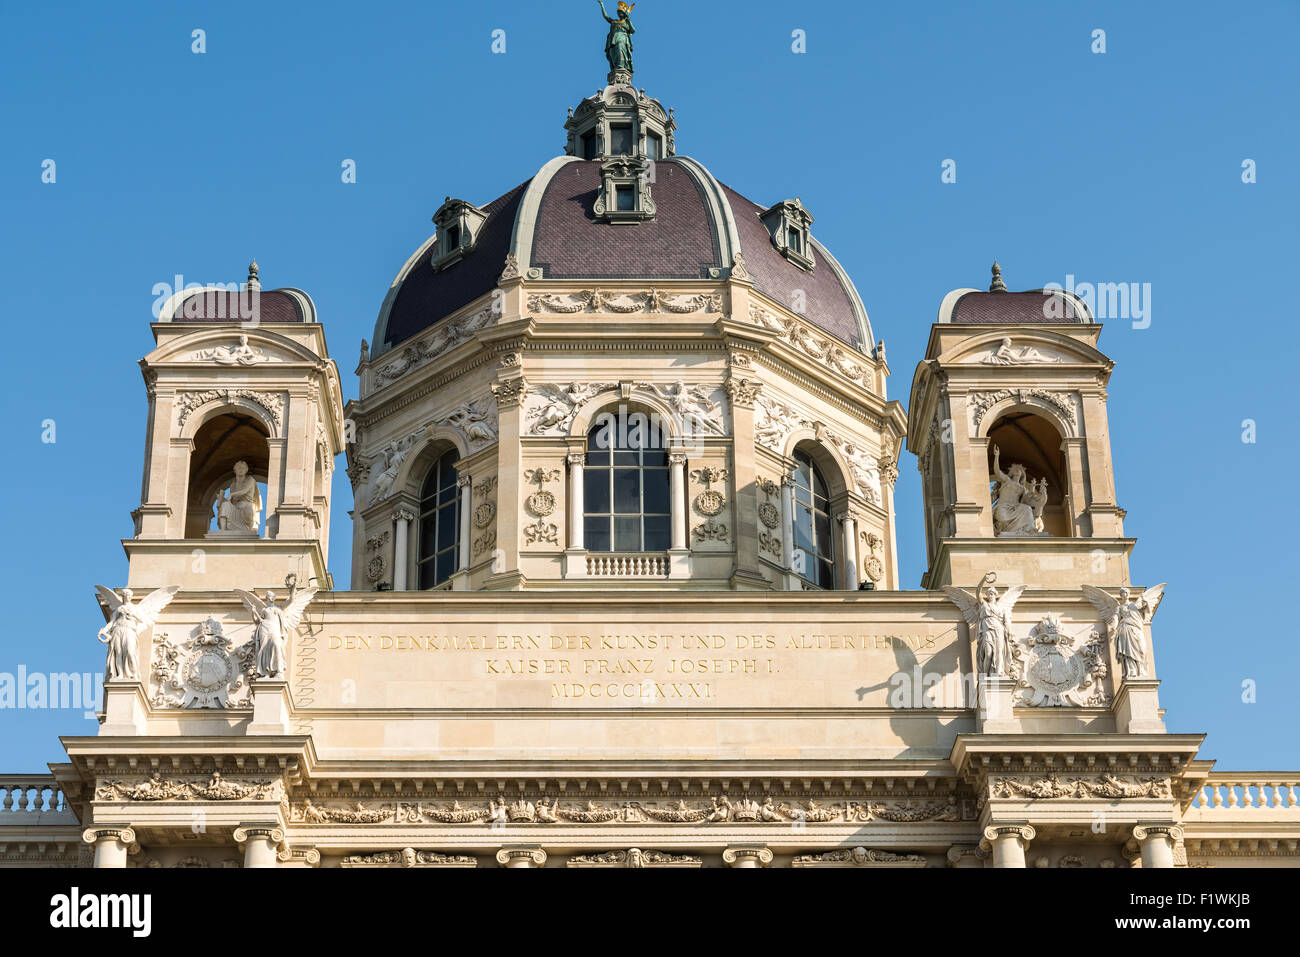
[1190,775,1300,811]
[586,553,668,577]
[0,776,66,814]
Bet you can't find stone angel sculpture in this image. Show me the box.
[1081,584,1166,680]
[942,576,1025,677]
[233,586,318,679]
[94,585,180,681]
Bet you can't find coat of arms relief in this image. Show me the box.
[151,617,256,709]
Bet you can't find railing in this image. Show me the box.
[586,553,668,578]
[0,776,66,815]
[1189,776,1300,810]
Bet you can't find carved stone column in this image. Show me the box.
[1132,824,1182,869]
[667,450,689,578]
[234,824,284,868]
[722,844,773,868]
[981,824,1035,868]
[780,470,796,589]
[82,826,136,868]
[392,507,415,591]
[723,376,769,590]
[839,512,858,590]
[496,845,547,868]
[454,474,472,589]
[563,450,587,579]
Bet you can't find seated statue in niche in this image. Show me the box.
[216,460,261,534]
[990,445,1049,537]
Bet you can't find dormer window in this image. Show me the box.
[593,156,656,224]
[760,198,816,271]
[609,124,634,156]
[647,132,662,160]
[581,130,598,160]
[430,197,488,271]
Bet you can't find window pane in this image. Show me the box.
[647,133,661,160]
[794,505,814,551]
[613,469,640,513]
[616,185,635,211]
[418,561,437,590]
[613,450,639,466]
[436,549,456,583]
[420,515,437,550]
[642,467,669,512]
[614,516,641,551]
[815,513,832,556]
[586,449,609,467]
[585,469,610,514]
[586,518,611,552]
[581,131,597,159]
[643,515,670,551]
[610,125,632,155]
[817,558,835,590]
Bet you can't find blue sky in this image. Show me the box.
[0,1,1296,771]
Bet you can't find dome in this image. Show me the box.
[373,154,874,356]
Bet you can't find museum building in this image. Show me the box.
[1,48,1296,870]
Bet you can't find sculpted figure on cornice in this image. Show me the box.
[94,584,179,682]
[191,334,270,365]
[234,583,318,680]
[1082,583,1167,679]
[527,382,617,435]
[942,575,1025,677]
[980,337,1065,365]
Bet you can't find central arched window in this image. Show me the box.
[417,449,460,589]
[792,449,835,589]
[584,416,670,552]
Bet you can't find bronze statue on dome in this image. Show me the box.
[597,0,636,80]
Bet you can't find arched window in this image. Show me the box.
[792,449,835,589]
[584,416,670,552]
[417,449,460,588]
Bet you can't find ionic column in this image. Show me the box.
[566,451,585,550]
[668,451,687,551]
[82,826,136,868]
[780,471,796,587]
[496,845,547,869]
[392,507,415,590]
[457,474,472,570]
[839,512,858,590]
[981,824,1035,868]
[1132,824,1182,869]
[234,824,284,868]
[946,845,986,869]
[722,844,773,869]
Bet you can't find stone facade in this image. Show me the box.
[3,77,1296,871]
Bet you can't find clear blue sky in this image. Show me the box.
[1,1,1295,771]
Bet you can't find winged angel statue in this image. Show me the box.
[1081,584,1166,679]
[95,585,180,681]
[942,576,1025,677]
[234,586,318,679]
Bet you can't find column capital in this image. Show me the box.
[457,474,472,488]
[82,825,136,847]
[723,376,761,409]
[946,844,987,867]
[566,451,585,466]
[496,845,547,868]
[667,451,688,466]
[722,844,773,867]
[1132,823,1183,842]
[234,824,285,844]
[981,823,1035,850]
[393,506,416,524]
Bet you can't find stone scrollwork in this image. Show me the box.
[523,518,560,546]
[96,772,283,802]
[372,301,499,389]
[150,617,255,709]
[792,847,928,867]
[342,848,476,867]
[526,288,721,315]
[860,531,885,584]
[692,518,729,543]
[690,466,728,516]
[968,388,1077,431]
[176,388,283,429]
[991,775,1172,800]
[523,467,562,517]
[748,301,873,390]
[568,848,701,868]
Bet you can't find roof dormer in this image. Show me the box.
[431,197,488,271]
[759,198,816,271]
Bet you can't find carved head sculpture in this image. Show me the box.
[1000,337,1013,349]
[617,0,633,15]
[118,588,134,604]
[1007,463,1027,483]
[263,591,276,605]
[851,846,868,864]
[238,334,249,347]
[1118,587,1131,602]
[232,460,249,479]
[401,847,416,868]
[982,586,999,604]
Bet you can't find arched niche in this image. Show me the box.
[185,411,271,538]
[570,392,684,444]
[396,430,469,504]
[985,409,1070,538]
[782,431,852,502]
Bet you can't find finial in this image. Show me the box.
[989,260,1006,293]
[246,259,261,291]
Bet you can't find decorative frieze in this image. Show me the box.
[792,847,927,867]
[968,388,1077,430]
[176,388,283,429]
[991,775,1172,800]
[95,772,283,802]
[748,301,873,390]
[526,289,721,315]
[372,301,499,389]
